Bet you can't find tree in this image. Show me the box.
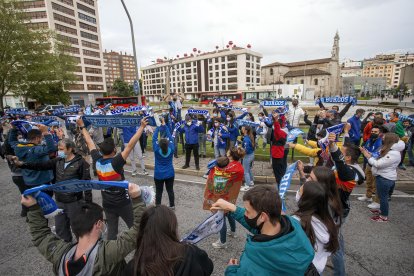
[112,78,133,97]
[0,1,76,109]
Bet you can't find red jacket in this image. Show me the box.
[363,121,373,142]
[271,120,287,158]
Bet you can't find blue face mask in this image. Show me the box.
[58,151,67,159]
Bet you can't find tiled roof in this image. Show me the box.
[262,57,332,68]
[284,68,331,77]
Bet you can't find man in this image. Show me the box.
[21,183,145,275]
[287,98,304,128]
[211,185,314,275]
[177,114,204,170]
[318,100,353,121]
[76,117,147,240]
[9,125,57,193]
[398,119,413,170]
[163,93,184,121]
[384,112,404,137]
[347,108,365,146]
[358,125,383,203]
[363,112,385,142]
[121,124,148,176]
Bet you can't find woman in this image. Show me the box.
[210,118,229,158]
[294,181,339,275]
[123,205,214,276]
[153,118,175,209]
[360,133,405,222]
[204,147,245,249]
[240,125,255,191]
[226,113,240,150]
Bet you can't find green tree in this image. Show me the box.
[112,78,133,97]
[0,0,76,109]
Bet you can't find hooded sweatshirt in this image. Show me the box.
[369,140,405,180]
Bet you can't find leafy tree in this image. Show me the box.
[112,78,133,97]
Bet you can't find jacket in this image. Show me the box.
[270,120,287,158]
[384,118,405,138]
[9,128,56,186]
[369,140,405,181]
[153,125,175,180]
[242,134,254,154]
[26,196,145,276]
[177,123,204,144]
[363,137,382,163]
[287,106,304,128]
[210,126,230,149]
[121,126,138,144]
[226,123,240,142]
[21,154,92,203]
[347,115,362,142]
[226,207,314,276]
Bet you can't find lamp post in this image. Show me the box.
[120,0,142,105]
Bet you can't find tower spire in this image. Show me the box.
[331,31,340,61]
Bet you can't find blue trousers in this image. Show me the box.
[220,214,236,243]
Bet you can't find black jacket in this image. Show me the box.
[21,154,92,203]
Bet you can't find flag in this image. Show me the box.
[181,211,224,244]
[287,128,305,143]
[279,162,298,212]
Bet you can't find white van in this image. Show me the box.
[35,104,64,114]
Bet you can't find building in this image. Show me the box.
[261,32,341,97]
[400,64,414,92]
[103,50,137,92]
[341,59,363,78]
[243,84,307,100]
[342,76,387,96]
[17,0,106,106]
[362,52,414,88]
[141,44,262,102]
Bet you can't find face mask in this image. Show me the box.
[18,138,25,143]
[187,122,192,126]
[293,103,298,107]
[173,98,177,101]
[213,113,217,117]
[244,212,264,231]
[295,190,301,203]
[214,123,219,127]
[370,133,379,140]
[58,151,66,159]
[369,116,374,121]
[227,117,231,121]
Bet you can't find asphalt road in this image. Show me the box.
[0,162,413,276]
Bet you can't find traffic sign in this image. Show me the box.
[133,80,139,95]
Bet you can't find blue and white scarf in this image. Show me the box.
[181,211,224,244]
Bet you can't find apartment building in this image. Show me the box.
[19,0,106,106]
[141,45,262,102]
[103,50,137,92]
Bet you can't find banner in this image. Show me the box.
[287,128,304,143]
[32,116,58,123]
[279,161,298,212]
[11,120,36,136]
[82,115,156,127]
[181,211,224,244]
[213,98,232,104]
[172,120,186,138]
[261,100,286,107]
[236,119,260,128]
[110,105,146,115]
[53,106,80,115]
[187,108,210,118]
[316,96,357,106]
[398,113,414,125]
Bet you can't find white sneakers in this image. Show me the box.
[368,202,380,210]
[212,239,227,249]
[131,170,137,176]
[227,231,237,238]
[141,169,149,176]
[358,196,373,202]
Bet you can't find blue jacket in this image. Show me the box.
[242,135,254,154]
[209,126,230,149]
[121,126,137,144]
[363,137,382,161]
[226,207,314,276]
[226,123,240,142]
[177,123,204,144]
[153,125,175,180]
[347,115,362,142]
[10,129,56,186]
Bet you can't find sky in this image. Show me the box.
[97,0,414,67]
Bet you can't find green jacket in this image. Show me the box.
[26,197,145,276]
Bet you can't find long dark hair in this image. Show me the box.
[312,167,343,225]
[380,133,399,158]
[295,181,339,253]
[159,138,169,155]
[242,125,255,148]
[133,206,186,276]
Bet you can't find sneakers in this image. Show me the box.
[368,202,380,210]
[202,174,208,179]
[240,185,252,192]
[212,239,227,249]
[398,164,407,170]
[131,170,137,176]
[227,231,237,238]
[250,181,254,186]
[358,196,373,202]
[169,206,175,211]
[182,165,189,169]
[371,216,388,222]
[141,170,149,176]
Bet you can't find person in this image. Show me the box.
[22,183,145,275]
[318,100,353,121]
[77,117,148,240]
[362,113,385,143]
[15,139,92,242]
[121,125,148,176]
[287,98,305,128]
[240,125,255,191]
[269,112,288,188]
[152,118,175,209]
[360,112,374,134]
[384,112,404,137]
[256,112,268,150]
[358,125,383,203]
[398,119,413,170]
[226,112,240,150]
[206,147,245,249]
[294,181,339,274]
[347,108,365,146]
[360,133,405,222]
[197,115,207,158]
[177,115,204,170]
[211,185,314,275]
[210,118,229,158]
[123,205,214,276]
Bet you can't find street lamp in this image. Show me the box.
[120,0,142,105]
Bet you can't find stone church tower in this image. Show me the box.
[330,31,341,95]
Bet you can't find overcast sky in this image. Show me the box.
[98,0,414,67]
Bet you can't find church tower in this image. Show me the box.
[330,31,341,95]
[331,31,340,61]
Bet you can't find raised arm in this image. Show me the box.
[76,119,96,151]
[338,102,352,119]
[152,125,161,152]
[121,118,148,161]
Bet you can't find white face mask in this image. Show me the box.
[226,117,231,121]
[214,123,219,127]
[186,122,192,126]
[295,190,301,203]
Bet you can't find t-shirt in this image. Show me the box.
[91,149,130,208]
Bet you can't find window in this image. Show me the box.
[55,23,77,35]
[53,13,76,26]
[228,55,236,61]
[74,66,82,72]
[222,78,226,83]
[27,22,49,29]
[81,31,98,41]
[215,72,219,77]
[78,12,96,24]
[17,1,45,9]
[221,64,225,69]
[221,56,225,62]
[286,80,290,84]
[86,76,103,82]
[215,79,219,84]
[52,2,74,16]
[209,59,212,64]
[216,86,219,91]
[270,68,274,75]
[82,40,99,49]
[63,46,80,54]
[79,0,94,6]
[228,77,237,83]
[215,58,218,62]
[77,3,95,15]
[79,22,97,32]
[222,85,226,90]
[56,0,73,6]
[228,84,238,90]
[75,75,83,81]
[215,65,219,70]
[85,67,101,74]
[26,11,47,19]
[300,79,304,84]
[65,84,84,90]
[209,73,213,78]
[83,49,100,58]
[314,78,318,85]
[84,58,101,66]
[246,55,250,61]
[87,84,104,90]
[246,69,251,75]
[246,77,250,82]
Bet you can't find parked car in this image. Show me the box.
[35,104,64,114]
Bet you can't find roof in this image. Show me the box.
[284,69,331,78]
[262,57,332,68]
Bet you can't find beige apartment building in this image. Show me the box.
[17,0,106,106]
[103,50,137,92]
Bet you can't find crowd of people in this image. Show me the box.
[0,93,413,275]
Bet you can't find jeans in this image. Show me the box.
[184,143,199,167]
[214,145,226,158]
[55,200,82,242]
[332,228,345,276]
[105,203,134,240]
[125,142,145,172]
[243,153,255,185]
[220,214,236,243]
[198,133,207,155]
[154,176,175,207]
[376,175,395,217]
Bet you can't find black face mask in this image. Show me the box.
[370,133,379,140]
[244,212,264,231]
[173,98,177,101]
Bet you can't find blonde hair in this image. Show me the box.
[380,133,399,158]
